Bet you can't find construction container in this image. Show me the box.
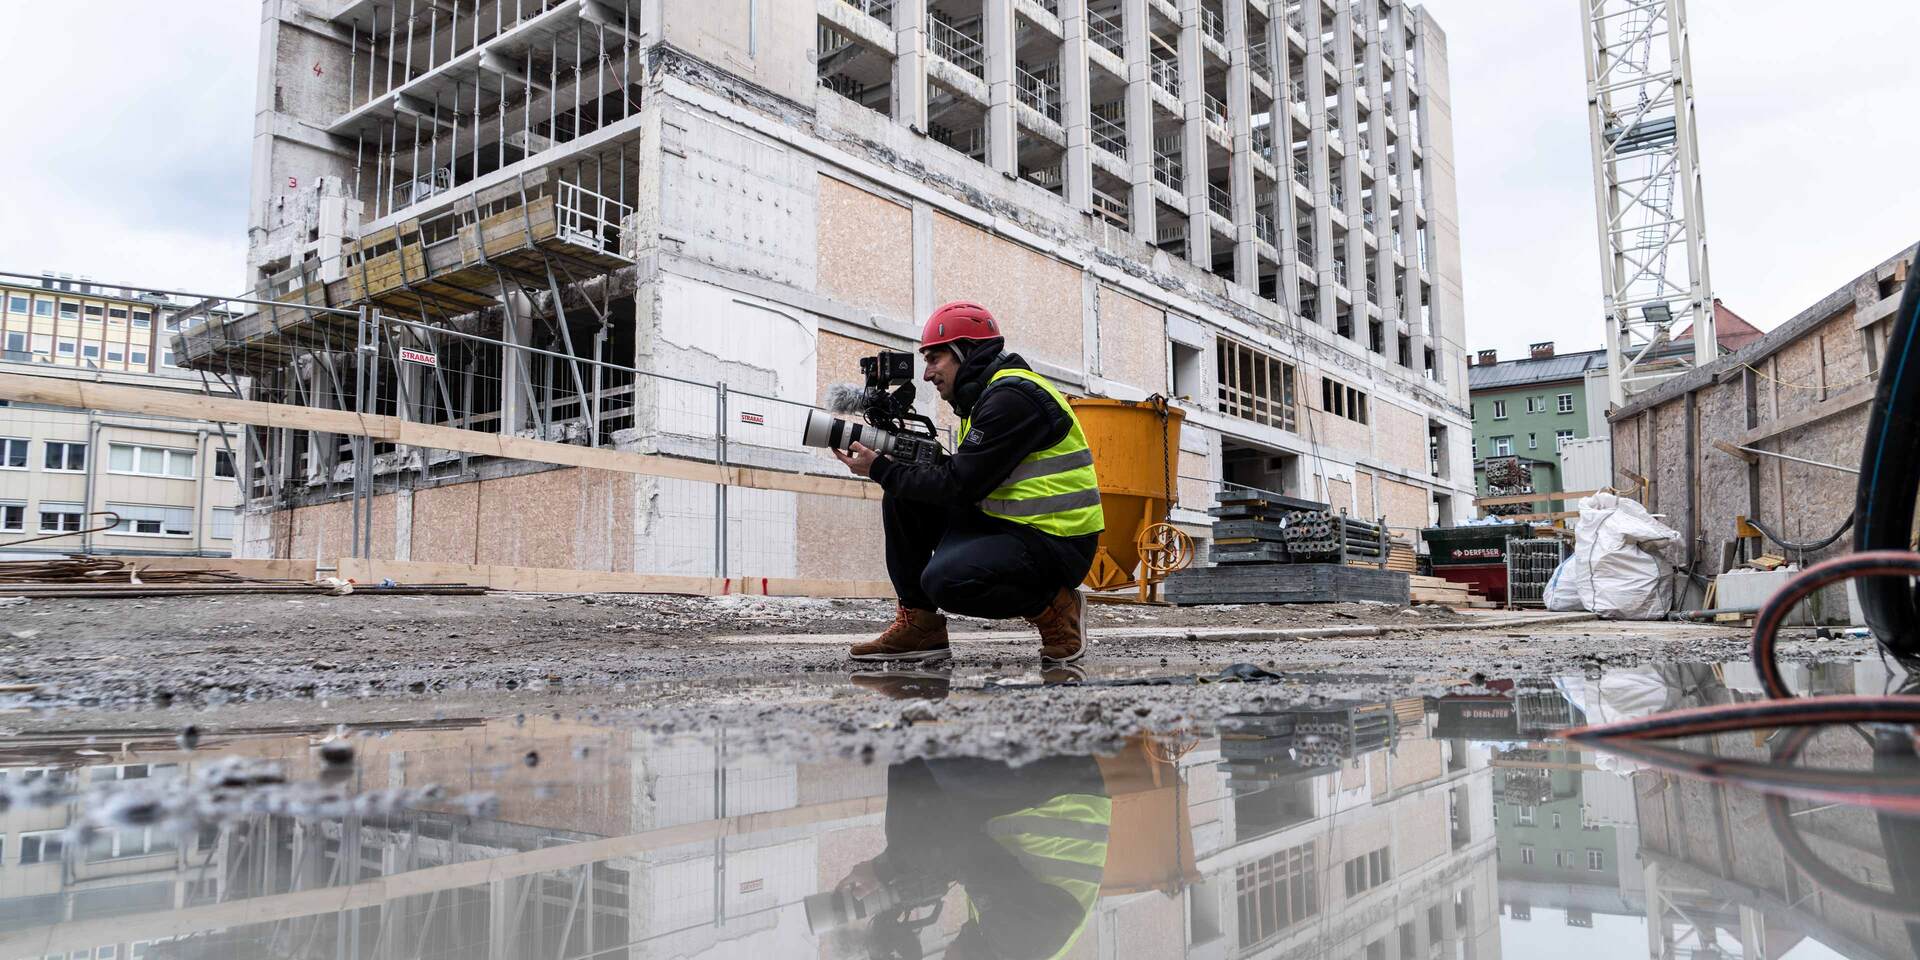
[1093,736,1200,895]
[1558,437,1614,492]
[1070,396,1185,591]
[1420,522,1532,604]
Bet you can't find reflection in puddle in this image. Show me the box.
[0,660,1914,958]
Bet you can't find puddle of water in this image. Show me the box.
[0,659,1914,959]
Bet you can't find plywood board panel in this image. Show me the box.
[795,493,889,582]
[1378,477,1431,534]
[816,177,914,320]
[931,213,1083,371]
[1097,286,1167,394]
[410,482,481,564]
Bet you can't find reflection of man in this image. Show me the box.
[810,755,1111,960]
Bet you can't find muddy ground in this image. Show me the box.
[1,592,1876,764]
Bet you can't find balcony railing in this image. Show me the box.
[1330,183,1345,208]
[1092,104,1127,156]
[838,0,895,26]
[1089,9,1125,58]
[1256,211,1275,245]
[1150,53,1180,96]
[1200,6,1226,45]
[1093,187,1131,229]
[929,17,985,78]
[1153,151,1183,191]
[1205,92,1230,129]
[1293,153,1311,185]
[1017,63,1062,122]
[1251,123,1274,160]
[1288,9,1305,33]
[1207,182,1233,219]
[1332,258,1349,286]
[1249,41,1271,76]
[1289,77,1307,103]
[1297,237,1315,265]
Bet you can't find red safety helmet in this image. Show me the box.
[920,301,1000,350]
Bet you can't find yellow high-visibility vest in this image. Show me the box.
[958,369,1104,538]
[971,792,1113,960]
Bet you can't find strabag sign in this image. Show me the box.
[399,348,437,367]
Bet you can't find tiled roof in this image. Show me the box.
[1466,350,1606,391]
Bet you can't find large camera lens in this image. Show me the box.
[802,889,856,934]
[803,409,897,457]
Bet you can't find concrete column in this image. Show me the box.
[1305,0,1333,327]
[1123,0,1155,243]
[1392,5,1426,377]
[1178,0,1209,265]
[1335,0,1363,338]
[1274,13,1303,320]
[1061,0,1093,210]
[892,0,928,132]
[1225,0,1256,288]
[984,0,1018,177]
[1365,0,1398,364]
[500,290,536,434]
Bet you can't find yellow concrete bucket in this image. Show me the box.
[1069,396,1191,598]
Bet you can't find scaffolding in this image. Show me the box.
[1580,0,1715,405]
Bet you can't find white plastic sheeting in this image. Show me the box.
[1543,492,1679,619]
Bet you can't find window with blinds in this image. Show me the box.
[1216,338,1298,431]
[108,503,194,537]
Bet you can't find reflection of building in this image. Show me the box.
[0,696,1517,960]
[1492,747,1642,927]
[1173,697,1501,959]
[1631,661,1920,960]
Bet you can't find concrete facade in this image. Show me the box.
[223,0,1474,577]
[1608,244,1915,613]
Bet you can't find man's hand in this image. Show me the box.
[833,441,881,478]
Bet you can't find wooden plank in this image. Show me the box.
[1473,488,1601,508]
[0,372,388,438]
[1734,381,1875,447]
[1500,510,1579,522]
[1711,439,1758,464]
[333,559,893,598]
[120,556,320,581]
[0,372,881,503]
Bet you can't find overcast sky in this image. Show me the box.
[1,1,1915,357]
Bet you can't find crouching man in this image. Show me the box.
[832,301,1103,664]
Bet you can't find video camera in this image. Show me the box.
[802,350,944,466]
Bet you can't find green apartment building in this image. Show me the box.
[1466,342,1605,508]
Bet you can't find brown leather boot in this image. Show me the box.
[1026,587,1088,664]
[850,605,951,663]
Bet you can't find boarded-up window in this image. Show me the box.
[1217,338,1297,431]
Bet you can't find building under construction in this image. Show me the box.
[190,0,1473,580]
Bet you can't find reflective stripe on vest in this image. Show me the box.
[978,792,1113,960]
[959,369,1105,538]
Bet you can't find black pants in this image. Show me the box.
[884,494,1091,619]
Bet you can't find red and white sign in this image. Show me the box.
[738,411,765,425]
[399,348,437,367]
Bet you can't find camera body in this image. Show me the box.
[802,350,944,466]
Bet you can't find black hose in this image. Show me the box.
[1751,511,1853,553]
[1854,246,1920,658]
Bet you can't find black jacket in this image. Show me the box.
[868,351,1069,507]
[868,351,1100,577]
